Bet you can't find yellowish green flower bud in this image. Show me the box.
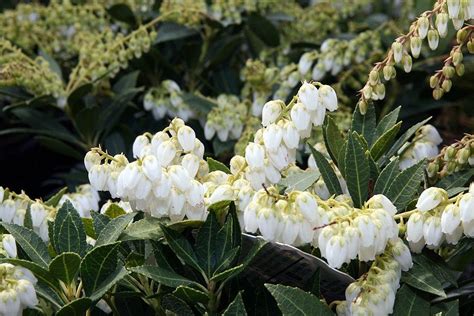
[455,63,465,76]
[442,79,452,92]
[442,66,455,78]
[383,64,396,80]
[433,88,444,100]
[430,75,439,89]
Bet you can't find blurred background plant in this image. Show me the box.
[0,0,472,198]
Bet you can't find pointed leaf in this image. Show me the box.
[210,264,245,283]
[120,216,163,241]
[344,133,370,207]
[90,266,128,301]
[437,169,474,190]
[104,204,127,218]
[173,285,209,304]
[323,116,345,166]
[1,223,50,267]
[195,212,220,276]
[375,106,400,139]
[53,200,87,256]
[56,298,92,316]
[392,285,430,315]
[44,187,67,207]
[130,265,200,288]
[401,262,446,297]
[374,158,400,195]
[207,157,231,173]
[265,284,333,316]
[161,294,194,316]
[223,292,247,315]
[280,169,320,192]
[430,300,459,316]
[91,211,110,236]
[95,212,136,246]
[160,224,203,273]
[49,252,81,285]
[386,159,426,211]
[370,121,402,161]
[352,103,376,146]
[309,145,343,195]
[215,204,241,263]
[214,247,240,275]
[82,218,96,239]
[80,242,120,297]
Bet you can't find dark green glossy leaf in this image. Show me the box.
[56,298,92,316]
[91,211,110,237]
[173,285,209,304]
[49,252,81,285]
[265,284,333,316]
[437,169,474,190]
[247,13,280,47]
[401,262,446,297]
[323,116,345,166]
[223,292,247,315]
[107,3,136,25]
[120,216,163,241]
[207,157,231,174]
[90,266,128,301]
[196,211,220,276]
[309,145,343,196]
[161,294,194,316]
[392,285,430,315]
[95,212,136,246]
[53,200,87,256]
[352,103,376,146]
[374,158,400,195]
[386,159,426,211]
[113,70,140,94]
[344,133,370,207]
[280,169,320,192]
[44,187,67,207]
[130,265,200,288]
[370,121,402,161]
[375,106,400,139]
[431,300,459,316]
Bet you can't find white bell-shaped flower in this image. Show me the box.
[245,143,265,169]
[298,82,319,111]
[2,235,17,258]
[441,204,461,234]
[282,121,300,149]
[141,155,162,181]
[290,102,311,131]
[169,165,192,192]
[423,215,443,247]
[261,100,283,127]
[367,194,397,216]
[132,135,149,158]
[177,126,196,152]
[416,187,447,212]
[406,212,424,242]
[84,151,101,172]
[318,85,338,112]
[295,192,318,223]
[326,235,348,268]
[156,140,176,167]
[460,193,474,222]
[263,124,283,152]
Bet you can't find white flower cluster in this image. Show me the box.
[204,94,248,142]
[242,187,320,246]
[338,238,412,316]
[58,184,100,218]
[143,80,195,121]
[0,235,17,259]
[244,82,338,190]
[406,184,474,252]
[86,118,209,221]
[307,143,349,199]
[0,187,54,241]
[399,124,442,170]
[315,195,399,268]
[0,263,38,315]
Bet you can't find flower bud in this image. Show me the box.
[467,40,474,54]
[427,162,439,178]
[442,79,452,92]
[433,88,444,100]
[455,63,465,76]
[410,36,422,58]
[362,85,372,99]
[392,42,403,63]
[177,126,196,152]
[318,85,338,111]
[357,100,368,115]
[369,70,379,85]
[133,135,149,158]
[402,54,412,73]
[435,13,449,37]
[428,29,439,50]
[457,147,471,164]
[383,64,396,80]
[262,100,283,127]
[442,66,455,78]
[430,75,439,88]
[452,51,463,66]
[447,0,461,18]
[84,151,101,172]
[417,16,430,39]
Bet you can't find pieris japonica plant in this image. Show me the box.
[1,0,474,315]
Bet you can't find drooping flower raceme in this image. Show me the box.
[58,184,100,218]
[86,118,209,221]
[399,124,443,170]
[0,263,38,315]
[406,184,474,252]
[337,238,412,316]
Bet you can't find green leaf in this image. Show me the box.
[214,247,240,275]
[113,70,139,94]
[44,187,67,207]
[95,212,136,246]
[49,252,81,285]
[370,121,402,161]
[35,282,64,309]
[103,204,127,219]
[210,264,245,283]
[161,294,194,316]
[374,158,400,194]
[195,211,220,276]
[82,218,96,239]
[107,3,136,25]
[431,300,459,315]
[160,224,203,273]
[80,243,120,297]
[90,266,128,301]
[120,216,163,241]
[375,106,401,139]
[130,266,200,288]
[392,285,430,316]
[381,117,431,165]
[223,292,247,316]
[338,141,348,178]
[173,285,209,304]
[247,13,280,47]
[1,223,50,267]
[155,22,198,44]
[437,169,474,190]
[386,159,426,211]
[352,103,376,146]
[56,298,92,316]
[215,204,241,264]
[181,92,217,114]
[309,145,343,196]
[53,200,88,256]
[0,258,60,292]
[401,262,446,297]
[367,151,380,181]
[323,116,345,166]
[280,169,320,192]
[344,133,370,207]
[413,254,459,287]
[207,157,231,174]
[91,211,110,236]
[265,284,333,316]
